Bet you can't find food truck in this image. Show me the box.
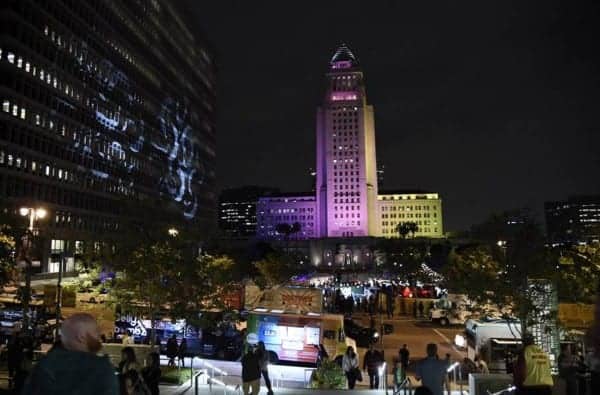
[245,309,354,364]
[243,284,355,364]
[464,318,522,372]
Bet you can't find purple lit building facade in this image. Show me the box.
[315,44,379,238]
[257,45,443,241]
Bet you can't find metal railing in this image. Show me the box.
[192,357,241,395]
[446,361,464,395]
[394,377,413,395]
[379,361,389,393]
[487,385,516,395]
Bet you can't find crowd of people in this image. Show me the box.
[322,280,436,318]
[6,308,600,394]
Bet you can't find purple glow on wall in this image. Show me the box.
[330,92,358,101]
[331,60,352,69]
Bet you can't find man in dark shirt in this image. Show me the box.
[364,344,384,389]
[415,343,448,395]
[241,347,262,395]
[399,344,410,371]
[22,313,118,395]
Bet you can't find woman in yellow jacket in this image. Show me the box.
[513,334,553,395]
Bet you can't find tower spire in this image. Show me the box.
[330,43,359,68]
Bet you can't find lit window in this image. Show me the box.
[20,108,26,119]
[44,26,49,35]
[7,52,14,63]
[35,114,40,125]
[25,62,30,72]
[45,165,50,176]
[2,100,9,112]
[12,105,18,117]
[17,57,22,68]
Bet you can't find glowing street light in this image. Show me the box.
[20,207,47,230]
[168,228,179,237]
[18,206,47,335]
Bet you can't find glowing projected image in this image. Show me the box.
[155,98,203,219]
[73,45,205,219]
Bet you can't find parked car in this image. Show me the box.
[344,318,379,348]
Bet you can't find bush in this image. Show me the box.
[310,359,346,389]
[160,366,195,385]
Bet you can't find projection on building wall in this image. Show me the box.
[81,51,204,219]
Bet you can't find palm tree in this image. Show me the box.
[275,222,302,253]
[396,223,411,239]
[407,222,419,238]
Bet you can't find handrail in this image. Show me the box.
[379,361,388,393]
[394,377,413,395]
[487,385,516,395]
[192,358,241,395]
[446,360,463,395]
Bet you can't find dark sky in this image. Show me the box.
[183,1,600,232]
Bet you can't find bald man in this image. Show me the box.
[22,313,118,395]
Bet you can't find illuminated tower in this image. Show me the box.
[316,44,379,237]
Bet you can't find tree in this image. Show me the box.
[442,211,552,334]
[407,222,419,238]
[0,221,17,287]
[275,222,302,253]
[395,222,419,239]
[554,242,600,304]
[109,235,236,345]
[396,223,410,239]
[253,252,301,288]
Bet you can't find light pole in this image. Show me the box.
[18,207,47,334]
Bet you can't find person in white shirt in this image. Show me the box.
[342,346,360,389]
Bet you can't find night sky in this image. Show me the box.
[183,1,600,232]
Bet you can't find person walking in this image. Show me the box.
[142,352,161,395]
[399,344,410,373]
[558,344,578,395]
[119,346,140,394]
[584,347,600,394]
[343,346,360,389]
[316,344,329,367]
[256,341,274,395]
[513,334,553,395]
[241,346,262,395]
[364,343,384,389]
[6,329,22,390]
[166,334,178,367]
[178,338,187,368]
[415,343,448,395]
[22,313,118,395]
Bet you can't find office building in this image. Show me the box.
[378,191,443,238]
[219,186,279,238]
[545,195,600,244]
[0,0,216,272]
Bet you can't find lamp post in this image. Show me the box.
[18,207,47,334]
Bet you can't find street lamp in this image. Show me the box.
[168,228,179,237]
[19,206,47,334]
